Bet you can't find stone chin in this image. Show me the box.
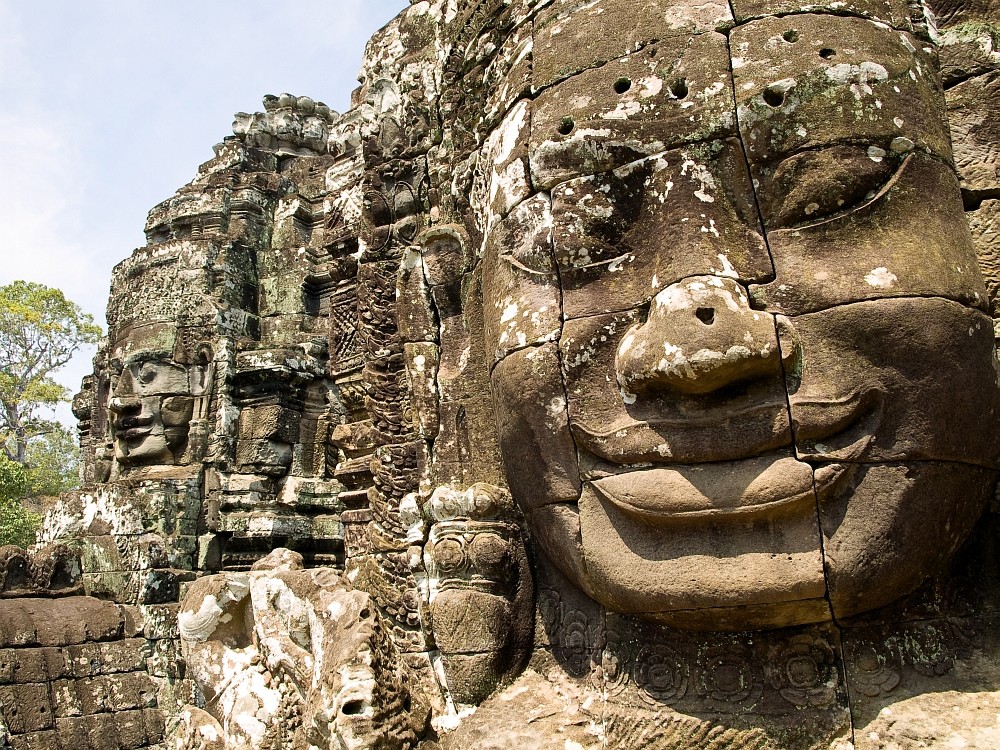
[114,432,173,465]
[524,458,994,631]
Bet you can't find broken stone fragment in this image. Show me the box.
[177,554,428,749]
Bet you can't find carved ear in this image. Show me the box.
[422,485,534,705]
[415,224,472,287]
[190,345,215,397]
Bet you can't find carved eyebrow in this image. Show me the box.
[120,349,173,368]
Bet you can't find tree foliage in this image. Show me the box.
[0,281,101,464]
[0,455,39,548]
[25,425,80,497]
[0,281,96,548]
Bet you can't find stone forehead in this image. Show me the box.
[107,241,218,336]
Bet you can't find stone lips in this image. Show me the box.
[591,456,839,520]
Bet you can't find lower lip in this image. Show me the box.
[590,454,853,523]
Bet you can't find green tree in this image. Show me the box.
[0,454,39,548]
[25,425,80,497]
[0,281,101,464]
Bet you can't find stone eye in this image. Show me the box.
[755,145,895,228]
[138,363,158,385]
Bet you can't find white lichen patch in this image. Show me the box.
[867,146,886,162]
[637,76,663,98]
[865,267,898,288]
[601,99,642,120]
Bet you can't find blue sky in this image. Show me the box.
[0,0,408,424]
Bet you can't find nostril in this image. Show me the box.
[696,307,716,325]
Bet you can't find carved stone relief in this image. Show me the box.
[16,0,1000,748]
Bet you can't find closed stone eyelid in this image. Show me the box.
[776,151,912,230]
[758,150,913,231]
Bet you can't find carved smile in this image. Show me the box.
[590,455,856,523]
[115,417,154,441]
[578,386,882,522]
[118,427,152,441]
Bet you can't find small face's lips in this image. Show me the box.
[114,416,154,441]
[118,427,153,441]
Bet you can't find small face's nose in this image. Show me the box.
[615,276,783,397]
[109,395,141,415]
[109,368,140,415]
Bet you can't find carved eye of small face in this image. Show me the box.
[755,145,898,228]
[138,362,158,385]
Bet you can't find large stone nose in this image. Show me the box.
[615,276,783,397]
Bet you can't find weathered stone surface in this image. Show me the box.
[530,32,737,188]
[28,0,1000,746]
[532,0,733,92]
[783,298,998,467]
[732,15,952,166]
[176,549,428,750]
[549,143,771,319]
[490,344,581,511]
[731,0,912,27]
[969,199,1000,313]
[933,0,1000,84]
[820,462,996,619]
[481,194,562,364]
[752,153,988,313]
[947,70,1000,195]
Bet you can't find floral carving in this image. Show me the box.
[633,644,689,704]
[697,645,762,705]
[767,635,837,708]
[847,640,901,698]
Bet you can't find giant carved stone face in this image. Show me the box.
[481,11,999,629]
[108,346,212,467]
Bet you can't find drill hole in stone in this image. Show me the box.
[670,78,689,100]
[696,307,716,325]
[557,117,575,136]
[763,86,785,107]
[820,48,836,59]
[614,77,632,94]
[783,29,800,43]
[342,700,366,716]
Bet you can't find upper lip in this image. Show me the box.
[573,385,883,468]
[114,416,153,439]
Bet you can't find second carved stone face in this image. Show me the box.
[109,353,210,467]
[483,10,999,629]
